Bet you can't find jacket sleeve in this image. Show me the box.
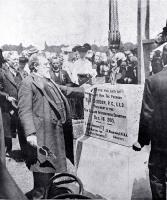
[18,79,36,137]
[0,70,9,99]
[58,85,85,98]
[64,71,72,84]
[138,78,154,146]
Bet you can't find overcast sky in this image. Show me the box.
[0,0,167,48]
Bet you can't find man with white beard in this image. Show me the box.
[18,55,74,199]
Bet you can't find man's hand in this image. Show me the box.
[26,135,38,167]
[27,135,37,147]
[7,96,16,103]
[132,142,143,151]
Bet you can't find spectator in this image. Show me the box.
[151,50,163,75]
[72,45,96,85]
[133,44,167,199]
[15,56,29,87]
[0,49,6,68]
[124,56,138,84]
[0,54,19,155]
[49,55,72,86]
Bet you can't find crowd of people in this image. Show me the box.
[0,44,138,87]
[150,47,167,75]
[0,43,138,199]
[2,39,167,199]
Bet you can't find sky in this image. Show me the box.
[0,0,167,49]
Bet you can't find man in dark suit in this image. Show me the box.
[0,49,6,68]
[0,54,28,156]
[18,55,80,199]
[15,56,28,87]
[133,44,167,199]
[0,58,19,155]
[49,55,72,86]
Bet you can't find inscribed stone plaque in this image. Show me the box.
[84,84,144,146]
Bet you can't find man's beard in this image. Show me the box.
[52,67,60,72]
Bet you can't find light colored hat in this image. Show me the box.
[28,47,39,56]
[101,53,107,62]
[28,54,39,67]
[95,52,101,56]
[61,46,72,52]
[115,52,126,61]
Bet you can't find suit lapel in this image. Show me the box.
[50,79,71,119]
[4,69,17,87]
[31,74,61,120]
[50,79,66,102]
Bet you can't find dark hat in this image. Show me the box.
[77,46,88,53]
[72,45,81,52]
[154,50,161,56]
[83,43,91,51]
[19,56,28,64]
[163,20,167,32]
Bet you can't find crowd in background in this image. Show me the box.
[0,43,138,87]
[5,41,167,199]
[0,44,139,122]
[0,43,139,162]
[0,43,139,169]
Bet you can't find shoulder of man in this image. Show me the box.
[144,70,167,92]
[147,69,166,83]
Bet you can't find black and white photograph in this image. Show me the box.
[0,0,167,199]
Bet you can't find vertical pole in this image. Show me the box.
[145,0,150,39]
[137,0,142,84]
[109,0,111,31]
[0,108,5,165]
[137,0,145,84]
[143,0,152,78]
[108,0,111,48]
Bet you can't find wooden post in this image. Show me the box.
[145,0,150,40]
[0,108,5,165]
[137,0,143,84]
[108,0,111,47]
[137,0,151,83]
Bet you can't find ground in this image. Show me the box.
[5,120,85,196]
[6,137,33,194]
[6,136,77,195]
